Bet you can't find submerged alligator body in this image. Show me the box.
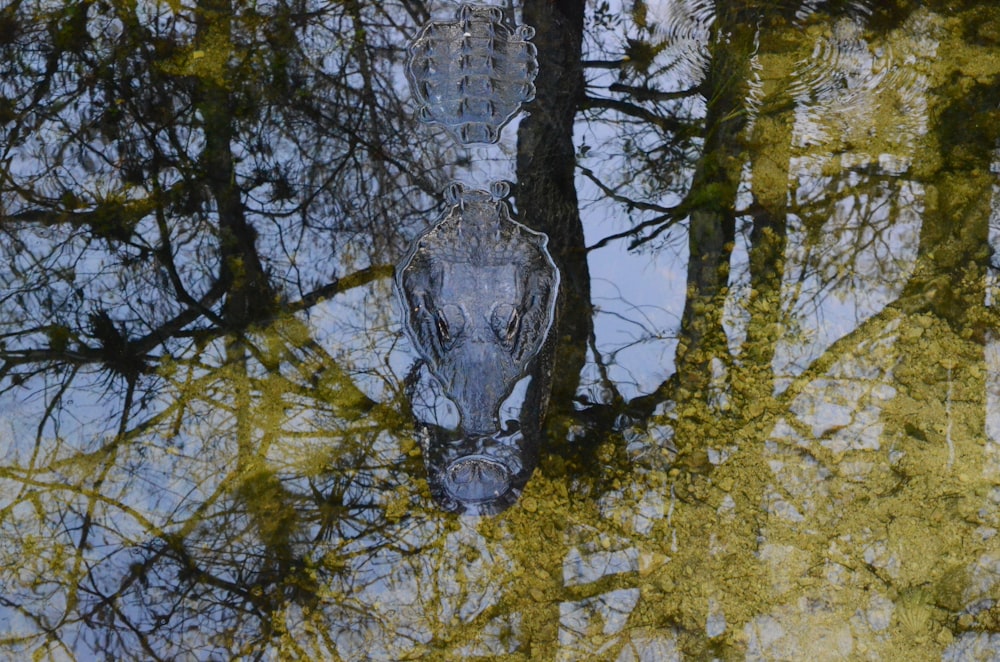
[406,4,538,144]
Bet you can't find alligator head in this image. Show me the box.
[397,182,559,435]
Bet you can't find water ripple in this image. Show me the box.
[645,0,715,88]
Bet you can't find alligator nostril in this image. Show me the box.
[444,455,511,503]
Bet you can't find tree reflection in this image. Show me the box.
[2,0,1000,659]
[1,0,444,657]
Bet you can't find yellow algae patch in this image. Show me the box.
[159,31,234,87]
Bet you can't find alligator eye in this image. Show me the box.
[506,309,521,344]
[436,304,465,349]
[435,311,450,345]
[490,303,520,349]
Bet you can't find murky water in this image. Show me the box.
[1,0,999,659]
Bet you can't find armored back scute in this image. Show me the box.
[407,4,538,144]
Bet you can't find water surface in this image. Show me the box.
[1,0,999,659]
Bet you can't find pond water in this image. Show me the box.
[1,0,1000,660]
